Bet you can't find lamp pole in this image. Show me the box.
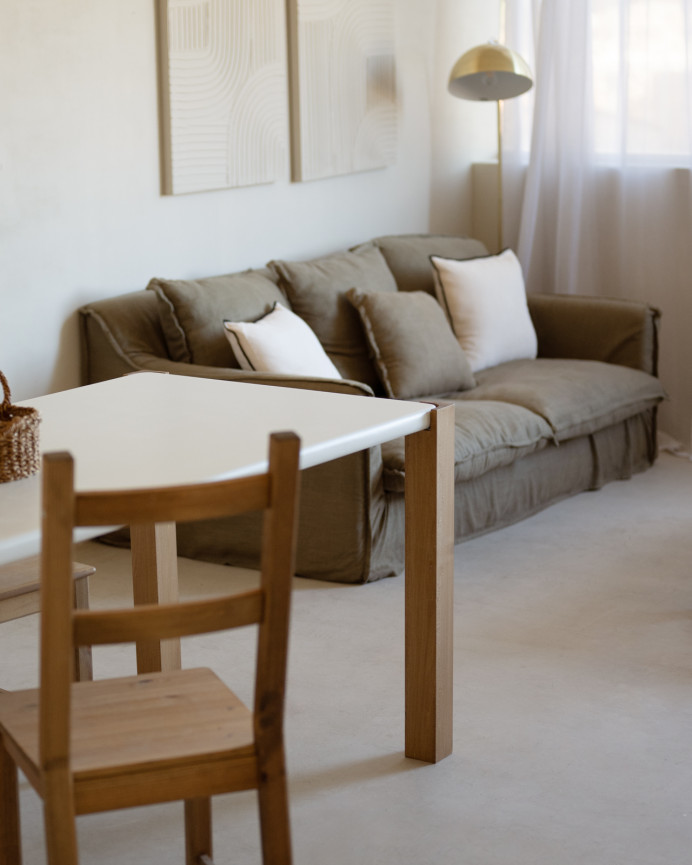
[497,100,503,251]
[447,41,532,253]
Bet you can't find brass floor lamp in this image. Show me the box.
[448,42,533,252]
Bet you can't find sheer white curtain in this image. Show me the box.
[503,0,692,444]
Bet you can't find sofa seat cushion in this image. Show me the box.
[382,400,554,492]
[268,245,398,390]
[148,269,286,367]
[459,358,666,441]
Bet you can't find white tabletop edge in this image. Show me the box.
[0,374,434,566]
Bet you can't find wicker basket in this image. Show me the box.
[0,371,41,483]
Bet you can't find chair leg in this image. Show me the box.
[257,756,292,865]
[184,797,212,865]
[0,737,21,865]
[42,771,78,865]
[72,576,93,683]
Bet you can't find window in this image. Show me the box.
[506,0,692,164]
[592,0,692,161]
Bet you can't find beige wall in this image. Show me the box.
[1,0,497,400]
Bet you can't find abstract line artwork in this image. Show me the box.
[158,0,289,195]
[287,0,398,182]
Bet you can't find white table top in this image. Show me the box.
[0,373,431,565]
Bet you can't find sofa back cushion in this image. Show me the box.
[346,288,476,399]
[267,244,398,390]
[370,234,488,295]
[147,269,286,367]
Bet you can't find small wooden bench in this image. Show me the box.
[0,556,95,684]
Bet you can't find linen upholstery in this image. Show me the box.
[78,233,664,584]
[174,446,398,585]
[431,249,538,371]
[449,411,657,542]
[527,294,660,376]
[384,408,656,542]
[346,288,475,399]
[148,268,285,367]
[268,245,398,389]
[463,358,667,441]
[382,400,554,491]
[79,292,370,395]
[223,302,342,378]
[79,290,170,383]
[369,234,489,295]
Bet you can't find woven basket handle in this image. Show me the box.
[0,370,13,419]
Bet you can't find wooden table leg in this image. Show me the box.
[130,521,181,673]
[404,403,455,762]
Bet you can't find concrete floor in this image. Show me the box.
[3,451,692,864]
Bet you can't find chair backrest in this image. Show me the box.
[38,431,300,774]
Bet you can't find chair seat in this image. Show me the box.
[0,667,257,813]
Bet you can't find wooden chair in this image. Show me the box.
[0,431,301,865]
[0,557,95,685]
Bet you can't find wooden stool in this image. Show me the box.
[0,556,95,684]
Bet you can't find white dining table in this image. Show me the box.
[0,372,454,763]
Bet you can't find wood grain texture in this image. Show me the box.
[184,797,212,865]
[39,452,77,776]
[0,558,94,603]
[131,522,182,673]
[76,476,269,526]
[404,403,455,762]
[73,590,263,646]
[254,433,299,864]
[0,432,300,862]
[0,737,21,865]
[0,556,95,690]
[0,557,94,684]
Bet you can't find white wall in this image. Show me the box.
[429,0,500,236]
[2,0,481,401]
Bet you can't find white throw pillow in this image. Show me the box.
[223,302,342,379]
[431,249,537,372]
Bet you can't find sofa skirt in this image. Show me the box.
[99,409,657,585]
[450,408,656,544]
[363,408,657,584]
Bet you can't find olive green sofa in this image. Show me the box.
[78,234,665,583]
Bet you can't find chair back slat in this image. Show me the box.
[73,590,264,646]
[75,476,270,527]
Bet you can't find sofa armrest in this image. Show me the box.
[527,294,661,375]
[79,298,373,396]
[135,356,375,397]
